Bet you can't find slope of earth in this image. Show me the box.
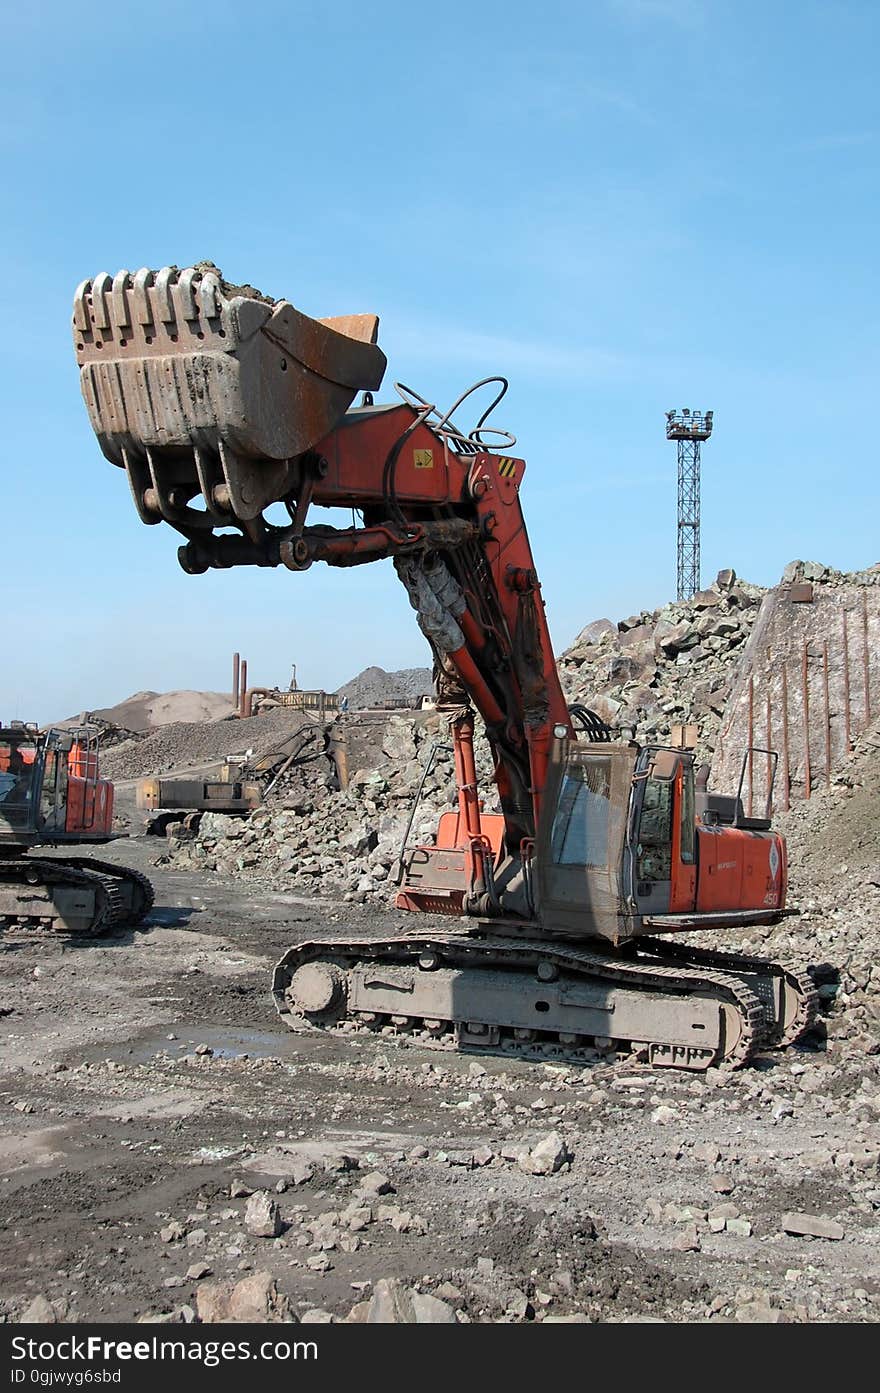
[65,690,237,734]
[720,718,880,1056]
[0,837,878,1325]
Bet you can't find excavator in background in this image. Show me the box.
[0,722,153,935]
[71,265,817,1068]
[137,724,329,835]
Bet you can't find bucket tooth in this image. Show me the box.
[91,272,112,330]
[132,268,155,326]
[73,280,92,332]
[111,270,131,328]
[197,271,222,320]
[154,266,178,324]
[177,267,199,322]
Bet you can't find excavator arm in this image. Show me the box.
[73,265,573,916]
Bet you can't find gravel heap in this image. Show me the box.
[65,689,236,734]
[337,666,432,710]
[54,713,145,750]
[102,708,314,781]
[559,567,766,765]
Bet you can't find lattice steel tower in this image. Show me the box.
[666,408,713,601]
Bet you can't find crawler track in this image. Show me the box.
[638,937,820,1048]
[0,856,154,937]
[273,934,782,1071]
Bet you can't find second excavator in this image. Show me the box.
[1,722,153,935]
[71,264,817,1068]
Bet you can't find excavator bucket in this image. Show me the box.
[72,265,387,526]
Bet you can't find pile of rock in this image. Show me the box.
[559,567,765,766]
[67,714,145,750]
[163,713,488,903]
[101,707,315,782]
[165,572,765,899]
[337,665,432,710]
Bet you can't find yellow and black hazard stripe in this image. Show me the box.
[497,457,517,478]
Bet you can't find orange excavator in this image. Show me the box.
[71,265,816,1066]
[0,722,153,935]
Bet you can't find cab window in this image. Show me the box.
[550,757,612,868]
[679,766,696,865]
[638,779,672,882]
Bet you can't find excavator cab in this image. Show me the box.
[0,727,113,848]
[537,736,785,943]
[0,728,41,838]
[536,739,700,944]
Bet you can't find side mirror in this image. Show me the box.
[649,751,680,782]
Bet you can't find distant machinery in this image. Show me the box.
[666,408,713,602]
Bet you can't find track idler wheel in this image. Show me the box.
[285,961,347,1023]
[767,966,820,1048]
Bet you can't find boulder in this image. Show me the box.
[20,1295,57,1323]
[518,1130,572,1175]
[780,1212,844,1241]
[245,1191,283,1238]
[655,621,700,655]
[618,623,654,649]
[367,1278,455,1323]
[574,618,616,646]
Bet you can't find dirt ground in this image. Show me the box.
[1,834,878,1325]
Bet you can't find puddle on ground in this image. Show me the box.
[76,1021,569,1079]
[88,1027,293,1067]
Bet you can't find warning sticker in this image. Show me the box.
[413,449,434,469]
[498,457,516,478]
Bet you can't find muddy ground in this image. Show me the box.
[1,835,878,1325]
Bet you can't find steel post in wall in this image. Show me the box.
[766,689,773,815]
[801,642,811,799]
[747,675,754,817]
[781,664,791,811]
[843,610,852,751]
[863,591,871,727]
[822,640,831,788]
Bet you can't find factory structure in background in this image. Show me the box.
[667,408,713,602]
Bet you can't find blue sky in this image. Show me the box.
[2,0,878,723]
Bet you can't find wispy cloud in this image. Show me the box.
[384,320,632,384]
[490,70,655,128]
[785,131,878,154]
[608,0,705,26]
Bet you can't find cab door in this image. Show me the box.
[535,740,637,943]
[631,751,697,918]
